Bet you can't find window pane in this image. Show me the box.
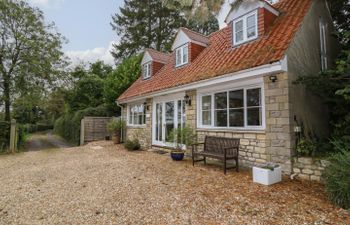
[247,15,256,28]
[176,49,181,65]
[214,110,227,127]
[247,27,256,38]
[202,95,211,110]
[247,107,261,126]
[229,109,244,127]
[247,88,261,107]
[183,45,188,63]
[129,107,133,124]
[202,111,211,126]
[229,90,243,108]
[235,20,243,32]
[214,92,227,109]
[235,31,243,43]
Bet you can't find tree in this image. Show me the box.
[187,12,219,35]
[110,0,185,61]
[104,55,142,113]
[0,0,67,122]
[163,0,224,21]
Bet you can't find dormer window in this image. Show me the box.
[175,44,188,67]
[233,10,258,46]
[142,62,151,79]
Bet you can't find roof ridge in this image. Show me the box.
[179,27,208,38]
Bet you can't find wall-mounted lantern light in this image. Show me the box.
[184,94,191,106]
[269,75,277,83]
[143,101,149,111]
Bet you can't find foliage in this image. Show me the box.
[103,55,142,112]
[124,139,141,151]
[0,121,10,153]
[110,0,186,61]
[187,12,219,35]
[296,138,317,157]
[107,119,125,133]
[168,126,197,152]
[0,0,68,121]
[54,105,110,145]
[323,140,350,209]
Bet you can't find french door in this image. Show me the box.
[153,98,185,147]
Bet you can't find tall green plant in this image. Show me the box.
[323,140,350,209]
[168,126,197,152]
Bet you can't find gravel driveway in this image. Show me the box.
[0,141,349,225]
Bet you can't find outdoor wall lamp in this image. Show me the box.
[143,101,149,111]
[269,75,278,83]
[184,94,191,106]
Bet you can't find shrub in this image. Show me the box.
[296,137,317,156]
[54,104,110,145]
[107,119,125,134]
[124,139,140,151]
[323,140,350,209]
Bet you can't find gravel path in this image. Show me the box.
[0,141,349,225]
[24,131,72,151]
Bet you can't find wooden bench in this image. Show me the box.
[191,136,240,174]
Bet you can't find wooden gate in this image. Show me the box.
[80,117,113,145]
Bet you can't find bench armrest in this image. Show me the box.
[191,142,204,155]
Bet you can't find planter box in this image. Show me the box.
[253,166,282,185]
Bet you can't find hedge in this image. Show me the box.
[54,105,110,145]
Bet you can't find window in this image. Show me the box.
[175,44,188,67]
[128,104,146,126]
[142,62,151,79]
[233,11,258,46]
[319,18,327,71]
[200,87,263,128]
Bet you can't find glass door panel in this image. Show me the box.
[165,101,174,142]
[155,103,162,142]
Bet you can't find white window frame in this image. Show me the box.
[233,10,258,46]
[175,44,189,67]
[142,62,151,79]
[198,84,265,130]
[319,18,328,71]
[127,103,146,127]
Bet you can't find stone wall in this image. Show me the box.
[264,73,294,174]
[292,157,330,182]
[124,98,153,149]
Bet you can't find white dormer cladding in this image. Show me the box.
[225,0,279,24]
[171,29,207,51]
[141,51,152,65]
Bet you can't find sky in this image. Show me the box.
[27,0,233,66]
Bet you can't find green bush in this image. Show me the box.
[54,104,110,145]
[296,138,317,156]
[124,139,140,151]
[323,140,350,209]
[0,121,10,153]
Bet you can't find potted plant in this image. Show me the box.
[253,163,282,185]
[168,126,196,161]
[107,119,125,144]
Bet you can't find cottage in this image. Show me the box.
[117,0,338,174]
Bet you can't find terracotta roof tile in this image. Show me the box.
[180,27,209,45]
[118,0,312,102]
[145,48,170,64]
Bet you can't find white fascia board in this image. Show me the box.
[171,30,191,51]
[118,57,288,104]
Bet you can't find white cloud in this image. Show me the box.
[65,41,116,67]
[27,0,64,8]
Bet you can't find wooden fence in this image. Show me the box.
[80,117,113,145]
